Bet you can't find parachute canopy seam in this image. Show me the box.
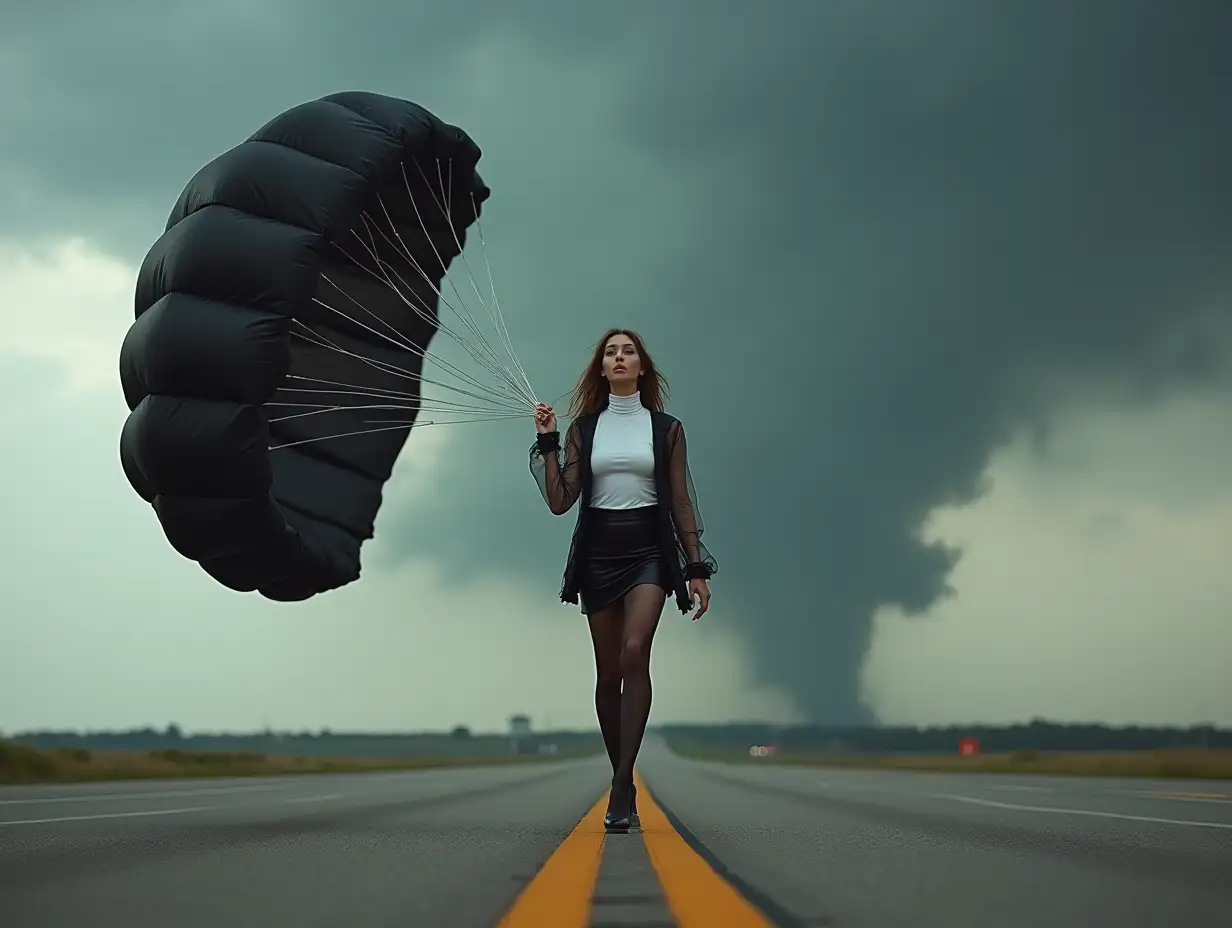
[246,137,368,181]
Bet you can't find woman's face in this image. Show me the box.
[601,333,641,389]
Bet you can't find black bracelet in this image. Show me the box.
[684,562,712,581]
[536,431,561,454]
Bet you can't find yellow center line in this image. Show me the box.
[494,793,608,928]
[635,772,773,927]
[1152,790,1229,800]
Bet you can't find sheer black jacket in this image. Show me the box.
[529,408,718,615]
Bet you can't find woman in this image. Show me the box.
[529,328,717,832]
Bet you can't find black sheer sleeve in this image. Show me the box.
[528,419,584,515]
[666,419,718,581]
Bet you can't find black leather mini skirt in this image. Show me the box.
[578,505,668,615]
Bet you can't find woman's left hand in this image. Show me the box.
[688,578,710,621]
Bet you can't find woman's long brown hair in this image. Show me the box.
[565,328,669,418]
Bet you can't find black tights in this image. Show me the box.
[587,583,667,797]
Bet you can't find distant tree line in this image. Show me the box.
[658,719,1229,753]
[6,724,602,758]
[6,720,1226,757]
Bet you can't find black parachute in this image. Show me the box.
[119,92,491,601]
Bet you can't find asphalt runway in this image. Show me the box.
[2,738,1229,927]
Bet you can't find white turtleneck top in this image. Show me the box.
[589,391,657,509]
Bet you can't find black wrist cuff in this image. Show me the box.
[684,562,712,581]
[536,431,561,454]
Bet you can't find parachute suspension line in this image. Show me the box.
[283,374,423,399]
[290,309,518,416]
[267,412,526,453]
[272,386,520,415]
[466,184,537,406]
[353,217,506,395]
[265,373,527,447]
[287,322,525,413]
[314,262,511,404]
[282,374,498,405]
[307,288,521,411]
[372,175,524,400]
[267,393,526,419]
[304,212,531,414]
[266,404,526,424]
[411,158,538,406]
[402,159,536,406]
[345,214,532,409]
[266,151,543,451]
[284,374,570,415]
[434,158,537,406]
[338,209,530,407]
[399,160,515,383]
[382,167,536,409]
[417,158,521,388]
[286,314,524,428]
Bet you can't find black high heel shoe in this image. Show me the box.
[604,776,633,833]
[630,782,640,828]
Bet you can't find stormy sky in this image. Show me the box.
[2,0,1231,734]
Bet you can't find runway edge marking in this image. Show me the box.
[635,772,774,927]
[494,793,608,928]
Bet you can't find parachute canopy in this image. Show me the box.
[119,91,501,601]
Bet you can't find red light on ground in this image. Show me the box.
[958,737,980,757]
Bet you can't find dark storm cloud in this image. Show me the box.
[0,0,506,254]
[383,0,1232,722]
[4,0,1230,722]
